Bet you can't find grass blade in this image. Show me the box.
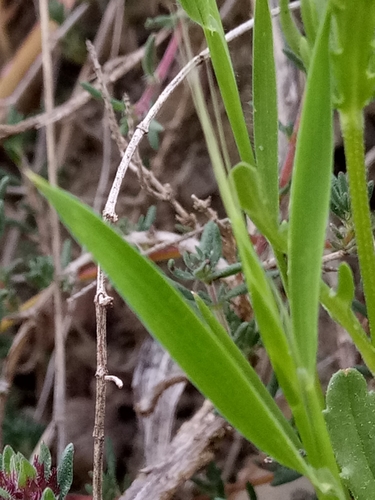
[288,9,332,377]
[253,0,278,222]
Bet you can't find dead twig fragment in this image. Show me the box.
[120,400,228,500]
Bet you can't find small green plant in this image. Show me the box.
[0,442,73,500]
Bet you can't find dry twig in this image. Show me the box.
[120,400,228,500]
[0,29,170,138]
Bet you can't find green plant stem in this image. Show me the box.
[340,109,375,344]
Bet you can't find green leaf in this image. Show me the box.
[0,176,10,198]
[18,456,36,488]
[0,201,5,239]
[38,442,52,479]
[177,0,214,30]
[324,368,375,499]
[80,82,102,100]
[300,0,320,43]
[253,0,278,223]
[288,8,333,377]
[0,487,10,499]
[230,163,283,249]
[41,487,57,500]
[142,35,157,79]
[57,443,74,500]
[145,13,179,30]
[320,282,375,377]
[199,221,222,267]
[29,172,310,475]
[279,0,305,64]
[335,263,355,305]
[330,0,375,111]
[3,445,14,474]
[147,119,164,150]
[178,0,255,165]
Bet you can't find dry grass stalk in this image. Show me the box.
[39,0,66,458]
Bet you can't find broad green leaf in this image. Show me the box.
[253,0,278,223]
[324,369,375,499]
[57,443,74,500]
[330,0,375,111]
[29,172,309,475]
[288,9,332,377]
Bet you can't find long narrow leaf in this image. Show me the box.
[288,10,332,377]
[253,0,278,223]
[178,0,255,165]
[29,172,308,474]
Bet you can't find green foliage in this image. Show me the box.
[330,0,375,112]
[57,444,74,500]
[330,172,373,222]
[49,0,65,24]
[81,83,126,113]
[147,120,164,150]
[192,462,226,499]
[29,171,311,476]
[0,443,73,500]
[230,163,284,249]
[252,0,279,223]
[325,369,375,499]
[2,400,44,458]
[25,256,54,290]
[145,13,182,30]
[178,0,255,165]
[118,205,157,235]
[168,221,222,283]
[25,1,375,499]
[288,5,332,378]
[142,35,157,82]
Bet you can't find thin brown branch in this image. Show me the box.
[93,270,113,500]
[86,41,123,500]
[134,375,188,417]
